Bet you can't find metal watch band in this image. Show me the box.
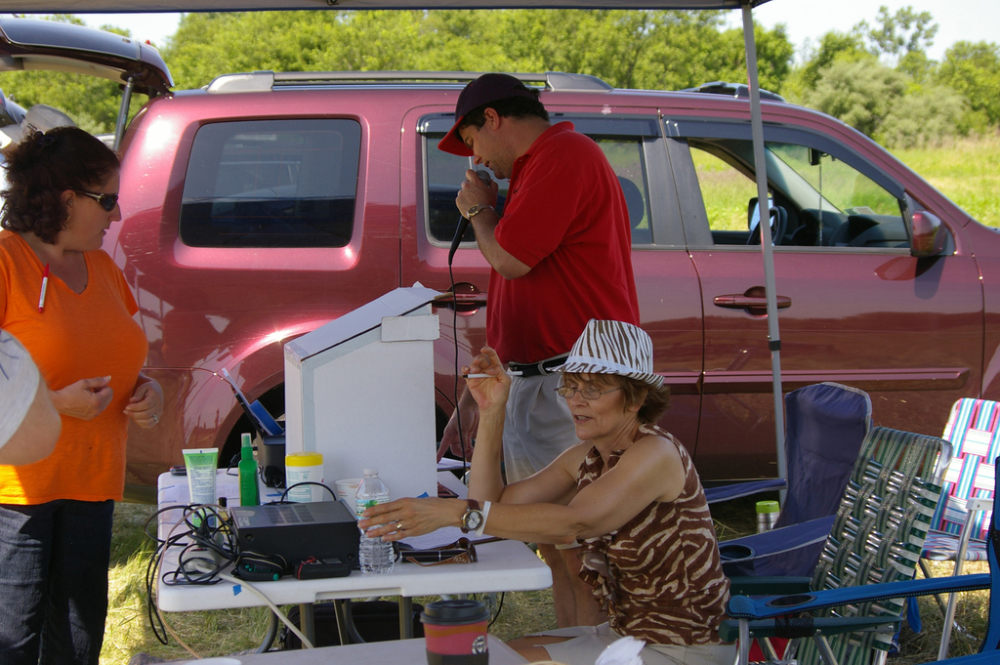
[466,204,493,220]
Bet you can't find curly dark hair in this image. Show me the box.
[458,89,549,134]
[1,126,120,244]
[563,372,671,426]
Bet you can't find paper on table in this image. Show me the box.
[399,526,498,550]
[436,458,469,471]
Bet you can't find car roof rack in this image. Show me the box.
[682,81,785,103]
[206,70,614,94]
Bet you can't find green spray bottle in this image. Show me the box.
[238,433,260,506]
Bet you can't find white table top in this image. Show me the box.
[156,471,551,612]
[176,636,527,664]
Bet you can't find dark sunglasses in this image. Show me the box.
[76,190,119,212]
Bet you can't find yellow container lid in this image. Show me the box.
[285,452,324,467]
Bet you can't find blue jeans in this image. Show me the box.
[0,500,114,665]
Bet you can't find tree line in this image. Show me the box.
[0,6,996,148]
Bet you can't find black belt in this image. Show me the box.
[508,355,568,378]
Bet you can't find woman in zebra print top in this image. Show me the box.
[361,320,734,664]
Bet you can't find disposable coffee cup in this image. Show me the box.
[335,477,363,504]
[421,599,490,665]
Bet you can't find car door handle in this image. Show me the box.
[433,282,488,314]
[714,294,791,310]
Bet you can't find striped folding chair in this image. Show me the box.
[721,426,952,665]
[726,455,1000,665]
[921,398,1000,658]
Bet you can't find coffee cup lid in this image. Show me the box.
[420,599,489,625]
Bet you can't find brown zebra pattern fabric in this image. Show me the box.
[577,427,730,646]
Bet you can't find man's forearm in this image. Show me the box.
[470,210,530,279]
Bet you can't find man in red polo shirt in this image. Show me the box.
[438,73,640,628]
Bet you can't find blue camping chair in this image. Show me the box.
[714,382,872,577]
[725,455,1000,665]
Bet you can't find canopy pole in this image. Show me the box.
[741,2,787,500]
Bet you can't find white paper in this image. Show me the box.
[400,526,498,550]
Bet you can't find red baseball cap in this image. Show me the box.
[438,73,538,156]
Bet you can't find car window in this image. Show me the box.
[422,133,653,246]
[179,119,361,248]
[687,137,909,249]
[690,148,759,237]
[424,140,510,245]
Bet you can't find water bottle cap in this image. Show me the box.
[756,500,780,514]
[363,467,378,476]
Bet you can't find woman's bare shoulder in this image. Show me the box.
[628,428,684,464]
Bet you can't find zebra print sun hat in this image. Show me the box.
[553,319,663,389]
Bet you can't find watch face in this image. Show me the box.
[465,510,483,530]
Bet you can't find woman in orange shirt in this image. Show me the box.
[0,126,162,665]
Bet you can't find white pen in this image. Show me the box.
[462,371,523,379]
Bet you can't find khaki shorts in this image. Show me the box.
[502,372,578,484]
[502,372,580,550]
[533,623,736,665]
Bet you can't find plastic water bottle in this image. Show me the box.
[356,467,394,574]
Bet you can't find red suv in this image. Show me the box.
[2,18,995,497]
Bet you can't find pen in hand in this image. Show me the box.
[38,264,49,313]
[462,371,523,379]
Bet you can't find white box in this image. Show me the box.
[283,286,442,501]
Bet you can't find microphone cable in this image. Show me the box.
[446,169,493,473]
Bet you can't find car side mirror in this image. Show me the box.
[909,210,946,258]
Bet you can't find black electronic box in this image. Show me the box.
[230,501,360,570]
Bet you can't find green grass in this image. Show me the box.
[691,136,1000,232]
[102,497,991,664]
[891,135,1000,228]
[101,503,271,664]
[691,149,758,231]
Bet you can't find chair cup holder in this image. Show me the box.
[766,593,815,608]
[718,543,755,561]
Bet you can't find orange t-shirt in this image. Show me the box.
[0,231,148,504]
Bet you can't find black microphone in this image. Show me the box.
[448,169,492,265]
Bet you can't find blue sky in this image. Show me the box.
[29,1,1000,62]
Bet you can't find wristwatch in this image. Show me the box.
[460,499,484,534]
[465,204,493,220]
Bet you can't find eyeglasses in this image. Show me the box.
[555,385,623,400]
[76,190,119,212]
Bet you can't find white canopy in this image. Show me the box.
[0,0,789,496]
[0,0,772,10]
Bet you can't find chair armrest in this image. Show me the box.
[718,615,898,643]
[728,576,812,597]
[726,574,991,620]
[705,478,786,504]
[967,497,992,513]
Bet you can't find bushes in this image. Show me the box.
[804,58,968,149]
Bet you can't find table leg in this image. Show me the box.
[399,596,413,639]
[300,603,316,645]
[335,599,351,644]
